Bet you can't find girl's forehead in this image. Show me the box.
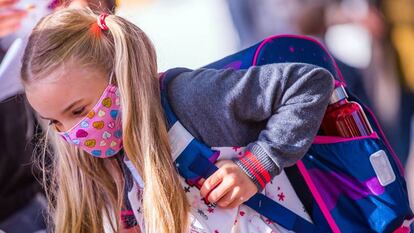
[28,64,107,86]
[25,66,108,117]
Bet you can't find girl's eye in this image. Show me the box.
[72,107,86,116]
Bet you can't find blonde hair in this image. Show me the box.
[21,8,189,233]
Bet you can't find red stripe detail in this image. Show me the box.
[121,210,134,216]
[244,151,271,183]
[239,156,266,188]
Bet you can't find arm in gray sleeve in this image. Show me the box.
[168,63,334,190]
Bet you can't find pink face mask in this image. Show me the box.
[58,84,123,158]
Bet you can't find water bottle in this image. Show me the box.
[321,85,373,137]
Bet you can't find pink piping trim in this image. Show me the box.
[364,106,405,176]
[313,132,379,144]
[158,72,166,90]
[297,161,341,233]
[252,34,346,85]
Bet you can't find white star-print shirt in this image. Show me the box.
[122,146,312,233]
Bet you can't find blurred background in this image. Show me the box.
[1,0,414,232]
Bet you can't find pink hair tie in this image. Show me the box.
[97,13,109,31]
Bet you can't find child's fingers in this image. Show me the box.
[215,159,228,168]
[207,178,234,204]
[197,178,205,187]
[0,0,18,8]
[215,186,239,208]
[0,8,27,36]
[0,8,27,21]
[226,196,243,209]
[0,20,20,37]
[200,170,223,198]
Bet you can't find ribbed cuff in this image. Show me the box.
[233,144,279,191]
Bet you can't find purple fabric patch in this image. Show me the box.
[224,61,242,70]
[309,169,385,210]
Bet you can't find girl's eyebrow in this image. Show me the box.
[38,99,84,121]
[62,99,83,114]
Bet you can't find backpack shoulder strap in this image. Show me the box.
[160,68,220,182]
[159,68,191,129]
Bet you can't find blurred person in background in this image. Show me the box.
[0,1,116,233]
[380,0,414,212]
[226,0,300,49]
[0,2,47,232]
[226,0,371,106]
[324,0,412,166]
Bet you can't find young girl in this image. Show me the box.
[21,8,334,233]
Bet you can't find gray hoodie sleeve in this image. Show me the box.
[167,63,334,190]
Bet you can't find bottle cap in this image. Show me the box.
[330,85,348,104]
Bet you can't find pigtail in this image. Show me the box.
[105,14,189,233]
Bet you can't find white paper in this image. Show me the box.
[0,38,25,101]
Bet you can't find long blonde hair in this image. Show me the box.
[21,8,189,233]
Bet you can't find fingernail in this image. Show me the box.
[205,192,213,204]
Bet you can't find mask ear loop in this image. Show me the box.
[109,70,115,85]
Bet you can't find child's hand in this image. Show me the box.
[199,160,258,208]
[0,0,27,37]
